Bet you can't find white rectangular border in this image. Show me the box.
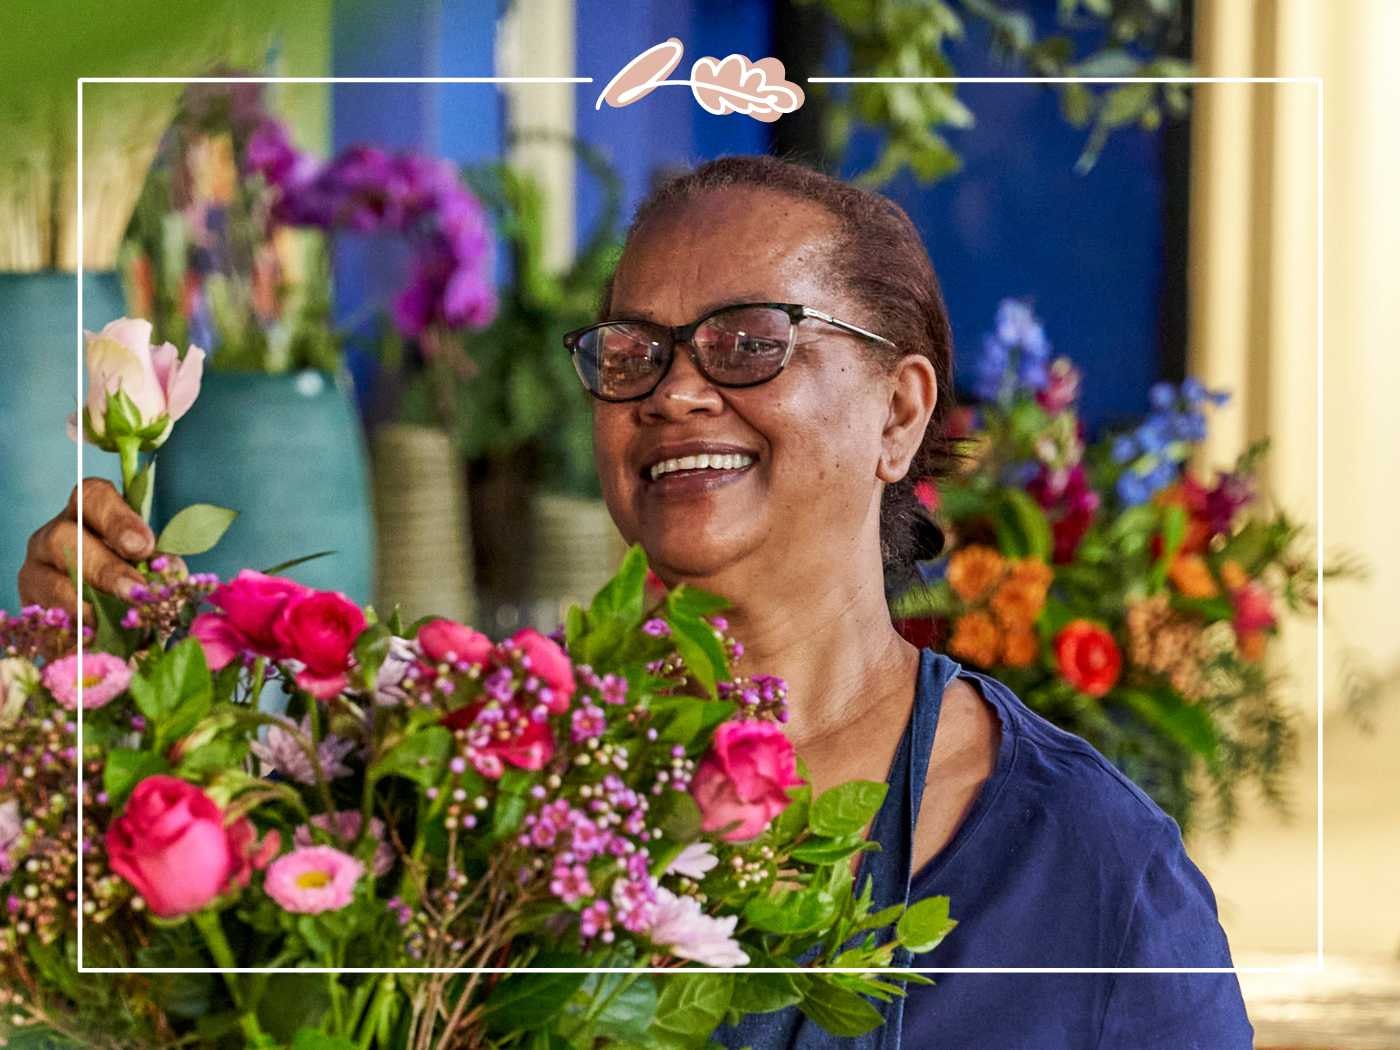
[76,72,1321,980]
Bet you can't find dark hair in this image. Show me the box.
[600,153,960,582]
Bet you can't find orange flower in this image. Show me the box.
[1238,629,1267,662]
[1001,626,1040,668]
[949,611,1001,668]
[990,579,1048,629]
[1006,558,1053,590]
[947,546,1006,604]
[1219,560,1249,592]
[1168,554,1219,599]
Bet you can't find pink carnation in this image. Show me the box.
[263,845,363,914]
[40,652,131,710]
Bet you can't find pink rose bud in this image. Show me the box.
[273,589,367,700]
[508,628,576,713]
[691,720,803,842]
[418,619,494,667]
[71,317,205,451]
[105,775,249,917]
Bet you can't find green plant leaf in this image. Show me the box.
[667,613,728,700]
[128,638,213,750]
[484,970,588,1032]
[999,488,1053,561]
[103,748,171,807]
[653,973,733,1041]
[370,726,451,787]
[259,549,337,576]
[895,894,958,953]
[290,1029,357,1050]
[156,503,238,556]
[797,978,885,1037]
[789,833,870,865]
[588,544,649,627]
[729,971,803,1015]
[590,973,659,1042]
[809,781,887,838]
[126,455,156,520]
[744,886,838,935]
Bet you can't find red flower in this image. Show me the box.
[272,590,367,699]
[441,703,556,777]
[1053,620,1121,697]
[507,628,576,713]
[418,619,493,667]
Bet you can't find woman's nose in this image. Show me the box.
[639,342,724,420]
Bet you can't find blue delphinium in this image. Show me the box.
[1109,376,1231,505]
[975,298,1052,404]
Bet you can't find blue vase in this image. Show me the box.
[0,271,125,612]
[152,369,375,603]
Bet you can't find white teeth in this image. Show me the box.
[649,453,754,480]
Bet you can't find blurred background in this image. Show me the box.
[1,1,1396,1044]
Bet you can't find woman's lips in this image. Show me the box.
[641,461,756,498]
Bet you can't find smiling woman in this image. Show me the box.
[571,155,1256,1050]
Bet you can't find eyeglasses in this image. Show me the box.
[563,301,896,402]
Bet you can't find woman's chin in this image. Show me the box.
[640,528,755,584]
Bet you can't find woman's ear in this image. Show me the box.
[876,354,938,484]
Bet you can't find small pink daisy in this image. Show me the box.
[263,846,363,914]
[41,652,131,710]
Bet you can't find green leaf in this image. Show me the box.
[797,978,886,1037]
[102,749,169,806]
[564,603,586,652]
[290,1030,357,1050]
[895,895,958,953]
[652,789,702,842]
[259,549,337,576]
[664,584,729,620]
[1098,81,1155,129]
[492,793,529,842]
[771,784,811,841]
[653,973,733,1040]
[590,974,659,1042]
[128,638,213,750]
[1151,503,1189,590]
[370,726,451,787]
[1117,689,1221,770]
[729,971,802,1015]
[588,543,649,627]
[668,613,728,700]
[156,503,238,556]
[484,970,587,1032]
[789,833,870,865]
[353,623,393,690]
[82,582,142,658]
[126,455,156,520]
[744,886,838,935]
[999,489,1053,562]
[809,780,887,838]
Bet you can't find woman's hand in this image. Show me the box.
[17,479,156,614]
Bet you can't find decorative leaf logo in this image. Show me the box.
[595,37,686,111]
[595,39,805,123]
[689,55,804,123]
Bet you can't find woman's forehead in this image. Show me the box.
[610,190,844,320]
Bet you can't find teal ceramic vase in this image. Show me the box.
[152,368,375,603]
[0,271,125,611]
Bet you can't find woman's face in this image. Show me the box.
[593,187,914,588]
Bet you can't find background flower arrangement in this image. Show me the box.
[0,323,957,1049]
[893,298,1353,835]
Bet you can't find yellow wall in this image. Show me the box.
[1186,0,1400,960]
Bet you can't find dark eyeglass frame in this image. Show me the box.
[562,301,897,403]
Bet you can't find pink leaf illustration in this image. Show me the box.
[689,54,805,123]
[595,37,686,111]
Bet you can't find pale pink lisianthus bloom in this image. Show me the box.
[264,845,363,914]
[649,885,748,967]
[40,652,131,710]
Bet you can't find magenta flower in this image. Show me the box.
[40,652,131,710]
[649,886,748,966]
[264,845,363,914]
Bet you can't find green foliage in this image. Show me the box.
[798,0,1192,187]
[128,638,214,752]
[155,503,238,556]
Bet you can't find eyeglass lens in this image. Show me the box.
[574,305,794,400]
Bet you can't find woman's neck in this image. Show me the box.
[689,544,919,752]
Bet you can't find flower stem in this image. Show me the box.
[193,910,270,1042]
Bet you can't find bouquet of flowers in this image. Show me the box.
[1,320,956,1048]
[894,298,1344,834]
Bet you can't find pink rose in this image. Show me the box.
[441,702,555,777]
[691,720,803,842]
[70,317,205,449]
[509,627,576,713]
[273,590,367,700]
[418,619,494,667]
[206,570,312,659]
[105,775,270,917]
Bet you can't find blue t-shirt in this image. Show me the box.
[718,649,1254,1049]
